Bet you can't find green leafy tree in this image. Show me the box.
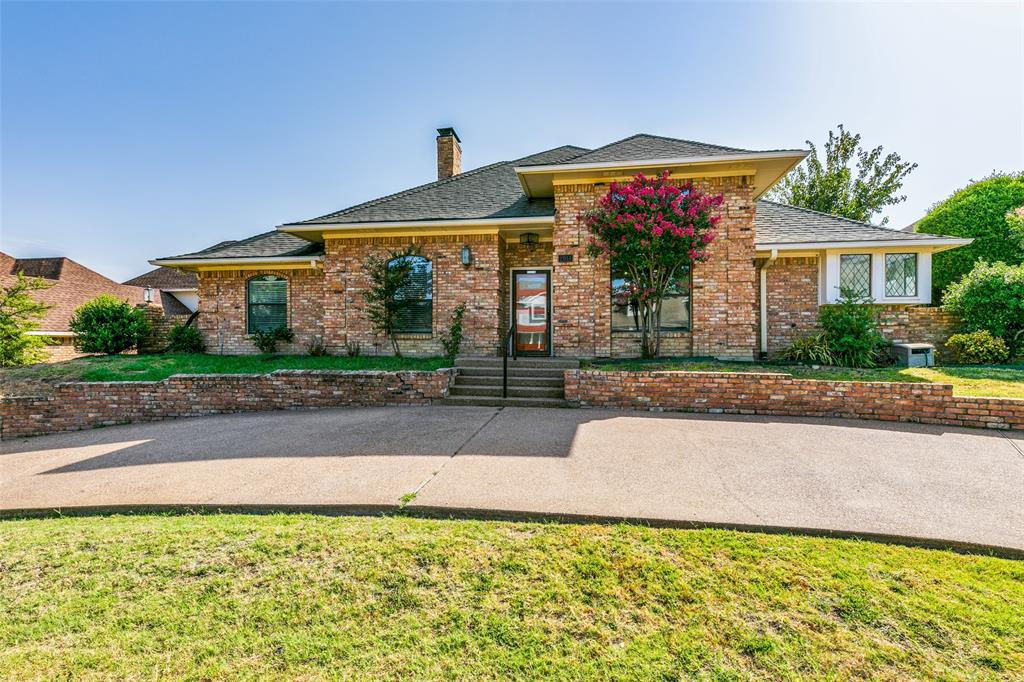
[68,295,150,355]
[918,173,1024,299]
[362,244,422,357]
[0,273,53,367]
[943,261,1024,355]
[768,124,917,226]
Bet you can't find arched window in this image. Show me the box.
[247,275,288,334]
[389,255,432,333]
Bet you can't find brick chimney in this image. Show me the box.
[436,127,462,180]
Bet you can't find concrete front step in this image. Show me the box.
[452,375,564,388]
[449,384,564,399]
[442,395,570,409]
[457,366,569,378]
[455,356,579,370]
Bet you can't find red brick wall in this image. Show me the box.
[551,175,757,359]
[197,268,326,355]
[566,370,1024,431]
[764,257,819,354]
[323,234,501,356]
[0,369,456,439]
[877,305,959,356]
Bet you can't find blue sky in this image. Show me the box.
[2,1,1022,281]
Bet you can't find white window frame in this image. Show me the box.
[821,249,932,304]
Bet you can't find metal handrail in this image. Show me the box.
[502,323,517,398]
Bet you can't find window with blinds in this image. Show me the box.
[390,256,433,333]
[246,275,288,334]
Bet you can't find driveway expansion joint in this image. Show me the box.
[405,407,502,501]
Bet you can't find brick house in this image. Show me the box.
[152,129,970,359]
[1,252,190,362]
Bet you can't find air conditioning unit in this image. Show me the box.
[890,342,935,368]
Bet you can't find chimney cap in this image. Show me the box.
[436,127,461,143]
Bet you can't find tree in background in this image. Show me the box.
[68,295,150,355]
[0,273,53,367]
[584,171,722,357]
[767,124,917,226]
[916,172,1024,299]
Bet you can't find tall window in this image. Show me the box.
[247,275,288,333]
[885,253,918,297]
[839,254,871,298]
[390,255,433,333]
[611,268,690,331]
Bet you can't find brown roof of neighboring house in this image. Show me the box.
[0,251,165,333]
[123,266,198,290]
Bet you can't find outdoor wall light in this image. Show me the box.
[143,286,153,304]
[460,244,472,266]
[521,232,540,251]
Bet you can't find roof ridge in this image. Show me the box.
[293,143,591,225]
[292,159,514,224]
[628,132,750,154]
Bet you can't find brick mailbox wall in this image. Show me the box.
[565,370,1024,431]
[0,369,456,440]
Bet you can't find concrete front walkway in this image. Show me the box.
[2,406,1022,553]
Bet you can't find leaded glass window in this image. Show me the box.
[839,254,871,298]
[885,253,917,297]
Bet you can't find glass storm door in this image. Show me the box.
[512,270,551,355]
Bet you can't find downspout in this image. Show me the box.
[759,248,778,358]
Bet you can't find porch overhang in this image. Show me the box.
[514,150,807,199]
[753,236,972,257]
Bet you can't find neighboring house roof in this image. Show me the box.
[123,266,198,290]
[754,201,960,246]
[288,145,587,226]
[159,231,325,261]
[0,251,159,333]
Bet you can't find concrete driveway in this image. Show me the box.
[2,406,1022,553]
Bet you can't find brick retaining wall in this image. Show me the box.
[565,370,1024,431]
[0,369,456,440]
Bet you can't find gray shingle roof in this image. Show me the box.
[754,201,952,245]
[123,266,198,289]
[517,133,798,166]
[290,145,587,226]
[158,231,324,261]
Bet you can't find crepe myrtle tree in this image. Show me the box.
[583,171,723,357]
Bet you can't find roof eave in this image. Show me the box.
[278,215,555,233]
[514,150,808,175]
[150,255,325,268]
[755,237,973,252]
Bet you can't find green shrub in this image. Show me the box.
[251,325,294,354]
[68,295,150,355]
[306,336,328,357]
[779,333,836,365]
[818,291,888,367]
[440,302,467,362]
[943,261,1024,354]
[945,331,1010,365]
[166,323,205,353]
[916,172,1024,299]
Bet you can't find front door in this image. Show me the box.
[511,270,551,355]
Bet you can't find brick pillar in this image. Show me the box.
[690,177,758,359]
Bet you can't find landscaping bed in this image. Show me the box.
[582,359,1024,399]
[0,354,450,397]
[1,514,1020,680]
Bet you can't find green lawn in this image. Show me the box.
[0,515,1020,680]
[582,359,1024,399]
[0,354,449,396]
